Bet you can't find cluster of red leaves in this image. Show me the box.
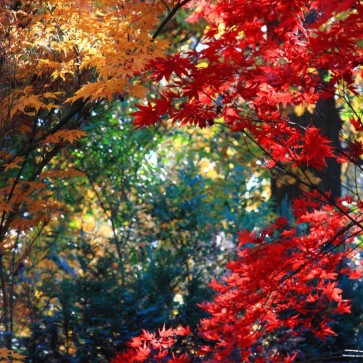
[111,325,192,363]
[133,0,362,167]
[113,193,363,362]
[124,1,363,362]
[197,192,363,362]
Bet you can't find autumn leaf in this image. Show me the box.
[132,101,163,128]
[0,200,13,213]
[0,347,26,362]
[43,130,87,144]
[299,127,334,170]
[334,301,352,315]
[4,156,25,172]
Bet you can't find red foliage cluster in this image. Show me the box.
[198,192,362,361]
[120,0,363,362]
[133,0,362,167]
[112,192,363,362]
[112,325,192,363]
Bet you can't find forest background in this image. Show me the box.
[0,1,362,362]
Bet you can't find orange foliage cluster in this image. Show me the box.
[0,1,172,350]
[0,0,170,250]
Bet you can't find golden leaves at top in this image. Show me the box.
[1,0,170,119]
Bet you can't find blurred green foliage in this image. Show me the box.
[14,101,272,362]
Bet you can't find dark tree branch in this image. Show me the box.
[152,0,192,40]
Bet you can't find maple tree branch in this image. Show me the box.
[0,100,86,176]
[20,100,85,160]
[152,0,192,40]
[0,152,28,242]
[160,0,171,12]
[236,128,363,232]
[5,226,45,284]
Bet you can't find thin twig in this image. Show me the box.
[152,0,192,40]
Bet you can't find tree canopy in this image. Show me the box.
[0,0,362,362]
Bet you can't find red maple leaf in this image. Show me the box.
[299,127,334,170]
[132,102,162,128]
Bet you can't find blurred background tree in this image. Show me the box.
[10,100,272,362]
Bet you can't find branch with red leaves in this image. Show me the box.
[119,1,363,362]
